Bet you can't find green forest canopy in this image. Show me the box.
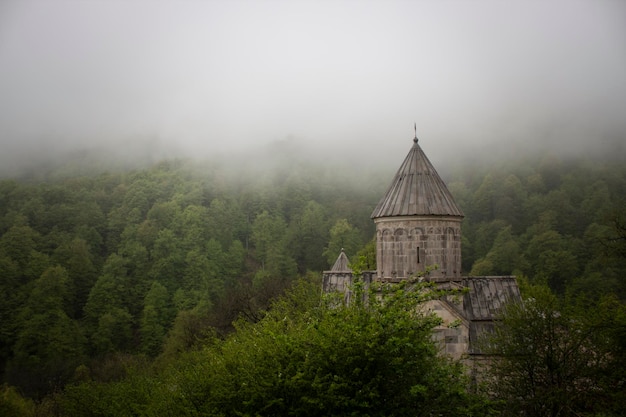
[0,147,624,412]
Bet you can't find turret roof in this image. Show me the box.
[330,249,352,272]
[371,136,464,219]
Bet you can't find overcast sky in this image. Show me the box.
[0,0,625,169]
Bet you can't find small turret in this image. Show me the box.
[329,248,351,273]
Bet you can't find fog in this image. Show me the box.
[1,0,625,175]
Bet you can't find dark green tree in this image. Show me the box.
[287,200,329,272]
[524,230,579,292]
[251,211,297,284]
[470,225,523,276]
[83,255,135,354]
[149,228,184,292]
[484,284,626,417]
[471,173,497,222]
[140,281,172,357]
[323,218,361,267]
[52,237,98,318]
[0,225,47,280]
[205,198,247,249]
[7,266,85,398]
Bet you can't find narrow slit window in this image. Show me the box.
[417,246,420,264]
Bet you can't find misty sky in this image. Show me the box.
[1,0,625,168]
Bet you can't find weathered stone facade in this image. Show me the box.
[374,216,462,280]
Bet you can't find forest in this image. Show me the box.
[0,144,625,416]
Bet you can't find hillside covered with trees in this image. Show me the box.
[0,146,624,415]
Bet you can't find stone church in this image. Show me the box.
[322,132,521,361]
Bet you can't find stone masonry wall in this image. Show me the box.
[374,216,462,280]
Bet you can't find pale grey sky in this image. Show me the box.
[0,0,625,168]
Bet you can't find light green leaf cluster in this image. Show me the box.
[60,278,488,416]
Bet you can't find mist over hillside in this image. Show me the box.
[2,128,624,183]
[1,1,625,182]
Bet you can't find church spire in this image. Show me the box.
[371,133,464,219]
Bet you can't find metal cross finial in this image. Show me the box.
[413,123,418,143]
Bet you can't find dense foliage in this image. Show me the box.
[484,283,626,416]
[0,157,378,399]
[0,147,624,413]
[58,279,491,416]
[449,154,626,298]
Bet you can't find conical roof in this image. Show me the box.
[371,137,464,218]
[330,249,352,272]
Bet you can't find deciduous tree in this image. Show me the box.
[484,284,626,417]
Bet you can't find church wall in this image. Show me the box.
[426,299,470,360]
[374,216,462,280]
[322,271,376,304]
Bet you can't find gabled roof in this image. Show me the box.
[371,137,464,219]
[330,249,352,272]
[461,276,522,354]
[462,276,521,321]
